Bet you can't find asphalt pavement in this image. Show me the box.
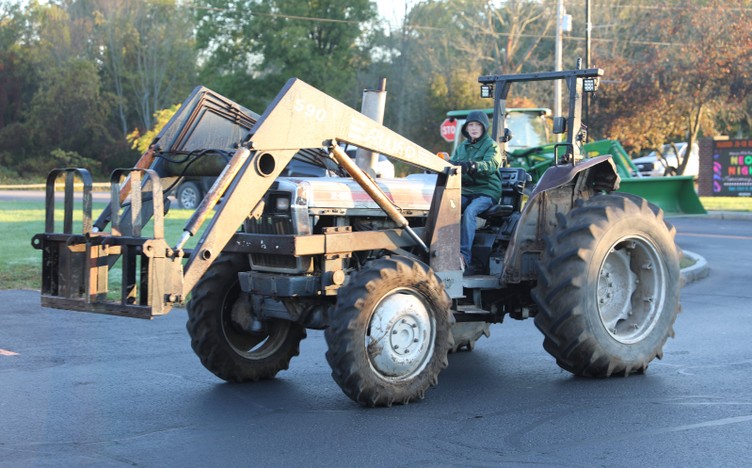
[1,214,752,466]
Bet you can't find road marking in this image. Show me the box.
[0,349,19,356]
[678,232,752,241]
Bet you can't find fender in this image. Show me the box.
[502,155,621,283]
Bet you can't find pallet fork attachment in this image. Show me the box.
[32,168,182,318]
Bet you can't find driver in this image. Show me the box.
[449,111,503,275]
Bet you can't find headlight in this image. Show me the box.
[274,195,290,212]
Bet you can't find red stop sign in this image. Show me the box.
[440,118,457,143]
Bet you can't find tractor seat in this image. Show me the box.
[478,167,530,223]
[479,203,514,220]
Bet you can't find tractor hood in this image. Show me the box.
[275,174,437,216]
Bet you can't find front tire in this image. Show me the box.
[532,192,681,377]
[325,256,453,406]
[186,254,306,382]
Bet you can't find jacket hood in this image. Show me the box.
[461,111,491,141]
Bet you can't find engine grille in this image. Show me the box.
[245,215,299,270]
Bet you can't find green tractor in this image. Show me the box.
[443,111,705,215]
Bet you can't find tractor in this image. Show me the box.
[32,66,681,406]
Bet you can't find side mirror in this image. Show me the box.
[553,116,567,134]
[500,128,513,143]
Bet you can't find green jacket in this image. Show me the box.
[450,133,503,201]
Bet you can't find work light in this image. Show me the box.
[583,77,599,93]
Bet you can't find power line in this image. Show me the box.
[184,2,376,25]
[545,0,752,12]
[181,1,744,48]
[405,23,683,47]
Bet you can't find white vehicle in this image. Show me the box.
[632,142,699,178]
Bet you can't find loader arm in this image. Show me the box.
[251,78,450,173]
[181,78,456,299]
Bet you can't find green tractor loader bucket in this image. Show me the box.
[582,140,706,215]
[583,139,638,181]
[618,176,706,215]
[510,139,706,215]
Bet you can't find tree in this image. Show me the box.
[15,58,113,174]
[0,1,27,129]
[251,0,377,99]
[126,104,180,154]
[592,0,752,171]
[193,0,258,104]
[480,0,555,74]
[1,1,196,178]
[194,0,378,111]
[95,0,196,134]
[669,0,752,173]
[374,0,556,152]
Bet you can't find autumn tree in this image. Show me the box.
[376,0,557,152]
[593,0,752,172]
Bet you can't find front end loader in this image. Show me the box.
[33,66,681,406]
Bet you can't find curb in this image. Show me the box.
[705,210,752,220]
[0,183,110,191]
[668,210,752,220]
[680,249,709,287]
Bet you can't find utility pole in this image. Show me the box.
[585,0,591,68]
[554,0,564,119]
[583,0,591,139]
[554,0,571,120]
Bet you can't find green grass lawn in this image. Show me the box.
[0,199,207,291]
[1,194,749,291]
[699,196,752,211]
[1,200,48,290]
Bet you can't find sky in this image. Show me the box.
[376,0,412,27]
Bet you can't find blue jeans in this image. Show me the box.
[460,195,494,266]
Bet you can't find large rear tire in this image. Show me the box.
[325,256,453,406]
[186,254,306,382]
[532,192,681,377]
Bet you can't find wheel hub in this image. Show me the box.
[223,294,287,359]
[367,290,435,380]
[597,237,665,344]
[389,316,420,356]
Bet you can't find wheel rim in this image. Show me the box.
[179,186,199,209]
[596,235,666,344]
[366,288,436,381]
[221,287,290,360]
